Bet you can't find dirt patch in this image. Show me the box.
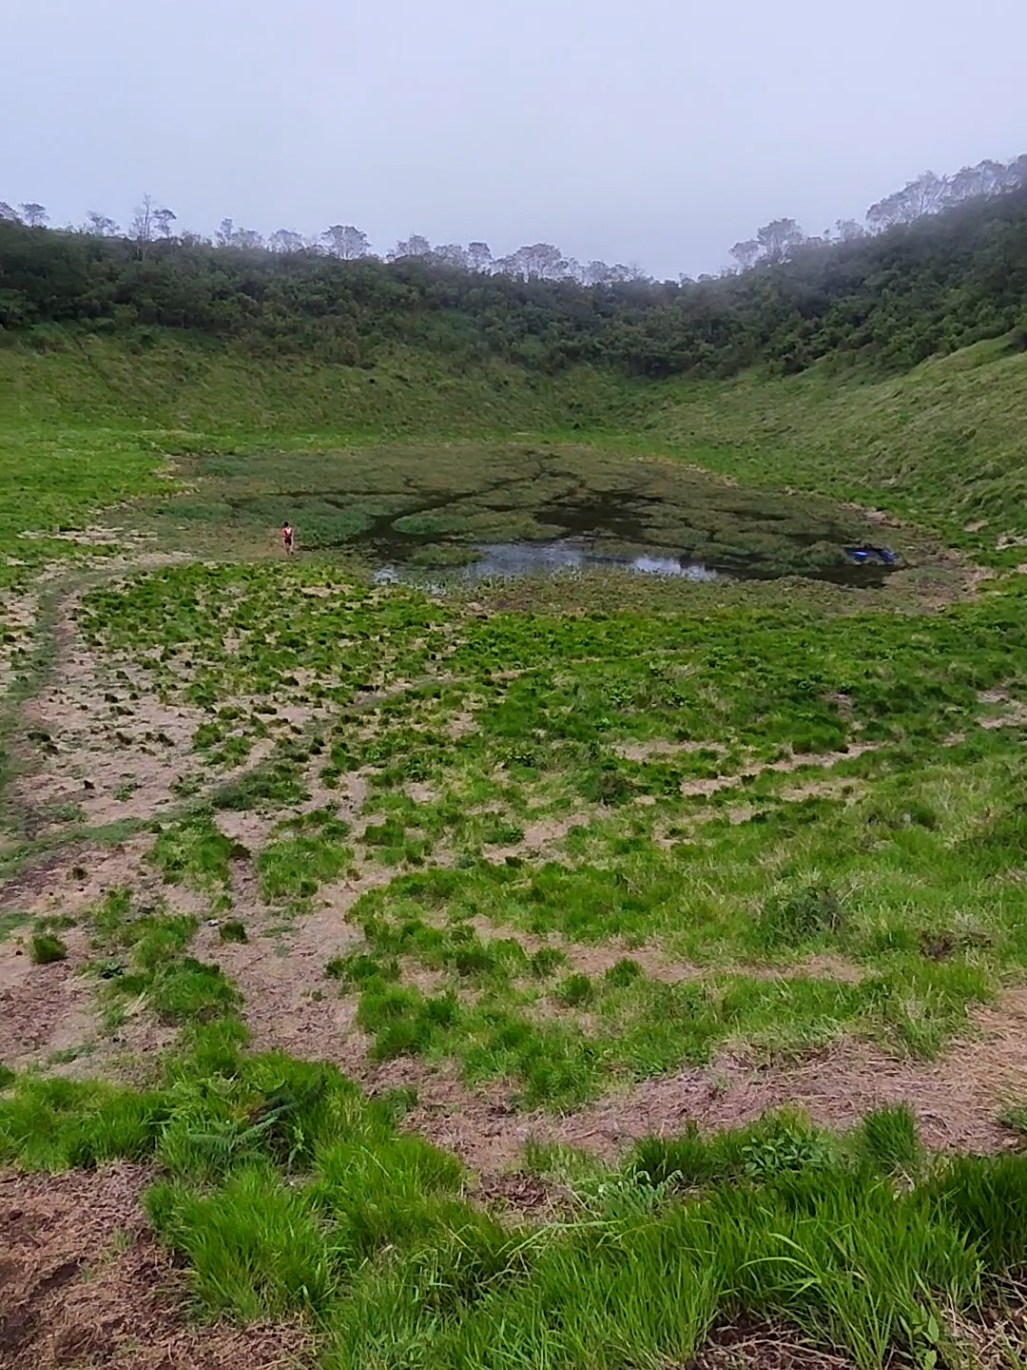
[0,589,38,695]
[480,809,596,863]
[0,1164,312,1369]
[614,739,728,762]
[977,687,1027,729]
[678,743,880,799]
[0,930,99,1072]
[1,835,209,926]
[546,1003,1027,1163]
[456,919,866,988]
[15,648,203,839]
[777,777,862,804]
[357,990,1027,1177]
[687,1320,854,1370]
[209,868,393,1061]
[0,837,210,1077]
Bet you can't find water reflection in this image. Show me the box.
[373,538,722,585]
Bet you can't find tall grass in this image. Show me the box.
[6,1022,1027,1368]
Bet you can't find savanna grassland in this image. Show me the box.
[2,309,1027,1370]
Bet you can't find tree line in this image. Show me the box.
[4,156,1024,285]
[1,156,1025,379]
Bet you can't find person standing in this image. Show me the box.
[282,522,295,555]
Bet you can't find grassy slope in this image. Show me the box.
[1,330,1025,560]
[644,338,1027,557]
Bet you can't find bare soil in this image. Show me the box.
[376,995,1027,1176]
[0,1164,312,1370]
[686,1320,854,1370]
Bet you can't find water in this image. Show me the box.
[373,539,722,586]
[200,447,901,587]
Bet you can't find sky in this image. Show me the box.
[3,0,1026,279]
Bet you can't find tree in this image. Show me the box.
[466,241,492,273]
[755,218,804,263]
[153,207,177,238]
[322,224,370,259]
[729,239,761,271]
[835,219,865,242]
[581,260,613,286]
[903,171,948,219]
[19,202,48,227]
[607,261,646,283]
[497,243,567,280]
[0,201,20,221]
[431,243,469,269]
[132,194,158,243]
[133,193,169,243]
[867,171,948,231]
[269,228,304,253]
[85,211,120,237]
[234,227,264,250]
[389,234,432,260]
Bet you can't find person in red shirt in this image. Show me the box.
[282,522,295,555]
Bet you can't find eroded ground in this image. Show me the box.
[5,550,1027,1369]
[5,559,1027,1152]
[0,1165,310,1370]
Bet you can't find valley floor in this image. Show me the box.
[3,343,1027,1367]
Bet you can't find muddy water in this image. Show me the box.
[362,492,897,587]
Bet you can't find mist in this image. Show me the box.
[3,0,1026,278]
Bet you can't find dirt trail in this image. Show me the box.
[5,554,200,837]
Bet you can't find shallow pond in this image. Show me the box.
[173,444,902,586]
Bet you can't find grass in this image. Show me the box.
[150,808,245,910]
[643,335,1027,562]
[30,931,68,964]
[2,330,1026,571]
[4,326,1027,1366]
[85,885,240,1027]
[47,552,1027,1105]
[257,809,353,906]
[3,1049,1026,1369]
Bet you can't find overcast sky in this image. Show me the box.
[3,0,1026,278]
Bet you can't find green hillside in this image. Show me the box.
[2,330,1024,568]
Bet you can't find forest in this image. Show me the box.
[2,156,1026,379]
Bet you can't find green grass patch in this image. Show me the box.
[30,932,68,964]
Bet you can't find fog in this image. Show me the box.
[3,0,1026,277]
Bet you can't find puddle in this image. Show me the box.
[170,445,904,587]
